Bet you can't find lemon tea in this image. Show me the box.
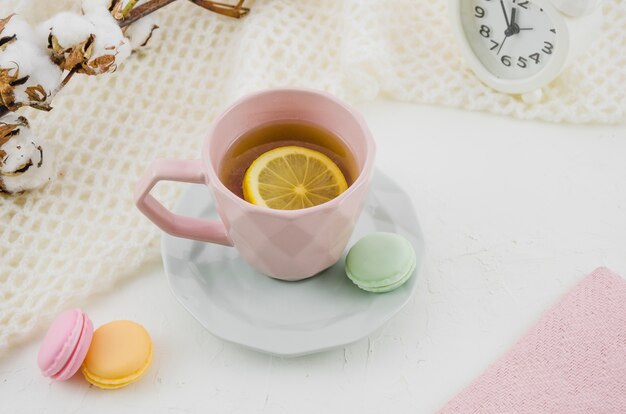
[219,120,359,200]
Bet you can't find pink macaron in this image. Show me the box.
[38,309,94,381]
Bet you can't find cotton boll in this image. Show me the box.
[0,115,55,194]
[37,12,97,72]
[0,40,62,110]
[125,15,159,50]
[37,6,131,75]
[83,7,131,73]
[0,140,55,194]
[37,12,95,50]
[0,40,61,83]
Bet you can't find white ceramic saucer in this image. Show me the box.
[162,170,425,357]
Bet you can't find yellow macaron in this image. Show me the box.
[81,320,153,389]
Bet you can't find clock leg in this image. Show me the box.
[521,89,543,104]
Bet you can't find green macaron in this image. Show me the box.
[345,232,417,293]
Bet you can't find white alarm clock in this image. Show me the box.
[449,0,603,103]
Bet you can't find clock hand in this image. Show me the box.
[496,35,508,55]
[518,27,534,31]
[499,0,511,27]
[505,6,521,36]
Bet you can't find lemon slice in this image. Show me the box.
[243,146,349,210]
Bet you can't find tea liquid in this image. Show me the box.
[219,121,359,199]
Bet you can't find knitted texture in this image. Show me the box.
[440,267,626,414]
[0,0,625,354]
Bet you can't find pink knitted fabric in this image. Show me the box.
[440,267,626,414]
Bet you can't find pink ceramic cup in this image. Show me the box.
[134,88,376,281]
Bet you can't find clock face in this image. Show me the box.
[461,0,558,80]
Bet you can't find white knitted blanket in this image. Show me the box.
[0,0,624,354]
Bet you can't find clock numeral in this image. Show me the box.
[517,56,528,68]
[518,1,529,9]
[490,40,499,50]
[474,6,485,18]
[542,41,554,55]
[529,53,541,64]
[501,55,512,67]
[479,25,490,38]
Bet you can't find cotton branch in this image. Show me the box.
[0,0,250,118]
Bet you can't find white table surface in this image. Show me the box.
[2,100,625,414]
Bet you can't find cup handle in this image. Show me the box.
[134,159,233,246]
